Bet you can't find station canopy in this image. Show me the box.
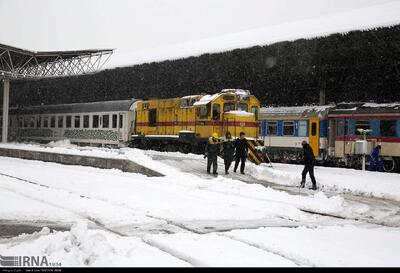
[0,43,113,79]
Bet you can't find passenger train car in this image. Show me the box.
[260,103,400,171]
[0,100,137,146]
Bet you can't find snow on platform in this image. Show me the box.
[1,142,400,266]
[247,162,400,202]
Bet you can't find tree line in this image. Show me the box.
[9,25,400,107]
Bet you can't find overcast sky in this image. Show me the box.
[0,0,397,53]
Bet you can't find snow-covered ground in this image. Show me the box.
[105,1,400,68]
[0,142,400,267]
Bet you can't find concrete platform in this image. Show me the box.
[0,147,163,177]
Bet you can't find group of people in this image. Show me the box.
[204,131,249,175]
[204,131,385,191]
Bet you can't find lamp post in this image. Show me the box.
[357,128,372,171]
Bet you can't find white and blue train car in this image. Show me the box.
[1,99,138,147]
[259,106,334,162]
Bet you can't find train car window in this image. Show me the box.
[93,115,99,128]
[83,115,90,128]
[29,116,35,128]
[43,116,49,128]
[380,120,397,137]
[149,110,157,127]
[355,120,370,136]
[112,114,118,128]
[50,116,56,128]
[58,116,64,128]
[212,104,220,120]
[311,122,317,136]
[238,103,248,112]
[24,116,29,128]
[283,121,294,136]
[103,115,109,128]
[36,116,41,128]
[74,116,81,128]
[298,121,307,137]
[224,103,235,112]
[18,117,23,128]
[267,121,277,136]
[119,114,123,128]
[66,116,72,128]
[336,120,349,136]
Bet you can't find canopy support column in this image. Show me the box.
[2,79,9,143]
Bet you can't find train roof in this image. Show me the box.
[260,105,334,118]
[6,99,137,115]
[329,102,400,115]
[193,89,252,106]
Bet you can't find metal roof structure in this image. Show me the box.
[0,43,113,79]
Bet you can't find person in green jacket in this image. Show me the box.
[205,132,220,175]
[222,131,234,174]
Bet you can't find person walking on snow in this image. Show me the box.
[300,140,317,190]
[368,145,383,172]
[222,131,234,174]
[233,132,248,174]
[205,132,220,175]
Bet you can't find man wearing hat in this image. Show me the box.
[205,132,221,175]
[300,140,317,190]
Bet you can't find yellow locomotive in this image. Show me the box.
[131,89,264,163]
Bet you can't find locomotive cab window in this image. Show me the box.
[149,109,157,127]
[223,103,235,112]
[212,104,220,120]
[380,120,397,137]
[251,106,259,120]
[238,103,248,112]
[283,121,295,136]
[355,120,370,136]
[197,104,210,119]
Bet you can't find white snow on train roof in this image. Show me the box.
[226,111,254,117]
[193,90,251,106]
[362,102,400,109]
[261,105,334,114]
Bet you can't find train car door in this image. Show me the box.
[309,118,319,156]
[309,119,319,156]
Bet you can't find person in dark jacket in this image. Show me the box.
[368,145,383,172]
[300,140,317,190]
[205,132,220,175]
[233,132,248,174]
[222,131,234,174]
